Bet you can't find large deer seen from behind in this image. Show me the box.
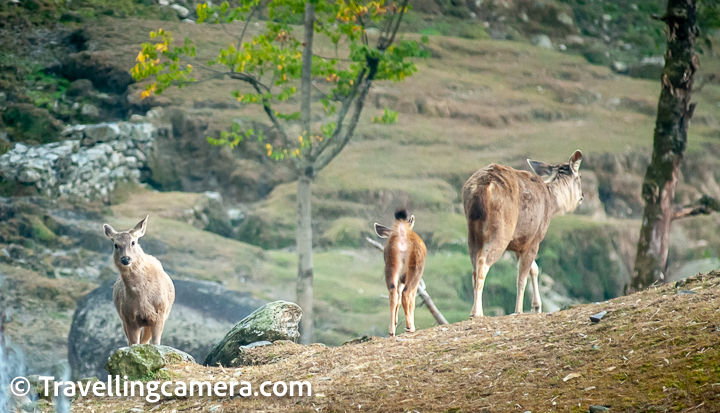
[374,208,427,337]
[462,150,584,317]
[103,216,175,346]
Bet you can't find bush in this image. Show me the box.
[459,25,491,40]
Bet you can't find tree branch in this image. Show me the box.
[365,237,449,326]
[672,194,720,220]
[379,0,410,50]
[309,66,367,161]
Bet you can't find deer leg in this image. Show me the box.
[386,266,401,337]
[150,320,165,345]
[401,288,413,333]
[515,253,536,314]
[471,254,491,318]
[139,326,153,344]
[125,322,141,346]
[403,259,424,332]
[529,260,542,313]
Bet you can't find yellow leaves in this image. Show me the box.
[326,73,339,82]
[237,94,244,102]
[140,83,157,99]
[266,142,273,157]
[155,43,168,52]
[277,64,283,70]
[294,149,300,156]
[136,51,146,63]
[298,136,303,143]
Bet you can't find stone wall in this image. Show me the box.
[0,122,155,202]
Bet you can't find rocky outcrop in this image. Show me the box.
[203,301,302,367]
[60,51,135,95]
[0,122,155,202]
[68,279,266,380]
[105,344,194,379]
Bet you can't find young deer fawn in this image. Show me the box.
[374,208,427,336]
[103,216,175,346]
[462,150,584,317]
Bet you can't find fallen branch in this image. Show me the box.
[365,237,449,325]
[672,194,720,220]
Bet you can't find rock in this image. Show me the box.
[589,310,607,323]
[158,0,169,5]
[557,12,574,26]
[530,35,554,50]
[182,18,196,24]
[677,290,697,295]
[612,61,628,73]
[241,341,272,349]
[170,4,190,18]
[589,406,610,412]
[105,344,194,379]
[66,79,95,98]
[628,56,664,80]
[80,104,99,118]
[68,279,267,379]
[81,122,120,146]
[566,35,584,45]
[61,51,135,94]
[203,301,302,367]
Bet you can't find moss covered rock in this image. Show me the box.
[104,344,195,379]
[2,104,63,144]
[203,301,302,367]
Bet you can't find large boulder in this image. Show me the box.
[61,51,134,94]
[628,56,664,80]
[204,301,302,367]
[105,344,194,379]
[68,279,266,380]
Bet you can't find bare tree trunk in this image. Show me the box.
[296,175,314,344]
[296,1,316,345]
[630,0,699,292]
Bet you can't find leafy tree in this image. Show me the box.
[132,0,426,343]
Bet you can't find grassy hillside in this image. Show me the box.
[46,270,720,412]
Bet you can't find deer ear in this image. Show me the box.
[103,224,118,240]
[528,159,559,184]
[408,215,415,230]
[374,223,392,239]
[131,215,149,238]
[569,150,583,174]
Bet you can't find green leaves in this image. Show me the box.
[372,108,399,124]
[131,1,426,161]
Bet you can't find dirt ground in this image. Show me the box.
[33,270,720,413]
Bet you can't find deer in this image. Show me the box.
[374,208,427,337]
[462,150,584,318]
[103,216,175,346]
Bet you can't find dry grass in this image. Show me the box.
[61,271,720,412]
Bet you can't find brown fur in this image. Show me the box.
[103,216,175,346]
[462,151,583,317]
[374,210,427,337]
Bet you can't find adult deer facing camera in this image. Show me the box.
[374,208,427,337]
[104,216,175,346]
[462,150,584,317]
